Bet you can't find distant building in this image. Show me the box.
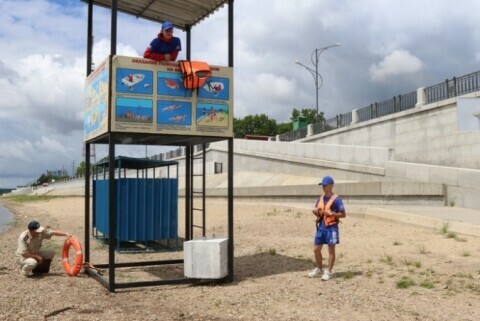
[47,169,69,177]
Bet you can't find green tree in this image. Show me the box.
[233,114,277,138]
[290,108,325,125]
[75,161,93,176]
[276,122,293,134]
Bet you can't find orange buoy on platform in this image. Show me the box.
[62,236,83,276]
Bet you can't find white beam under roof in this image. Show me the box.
[82,0,228,30]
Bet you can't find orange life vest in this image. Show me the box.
[317,193,340,226]
[179,60,211,90]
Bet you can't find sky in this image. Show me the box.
[1,0,480,188]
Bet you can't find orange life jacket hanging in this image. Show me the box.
[179,60,212,90]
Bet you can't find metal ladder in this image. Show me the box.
[187,144,206,239]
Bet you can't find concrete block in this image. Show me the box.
[458,169,480,189]
[385,162,406,179]
[346,182,381,195]
[304,144,316,159]
[184,238,228,279]
[429,166,458,186]
[323,144,340,162]
[352,146,370,165]
[369,148,389,167]
[338,145,355,164]
[405,163,430,182]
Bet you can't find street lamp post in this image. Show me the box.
[295,43,341,122]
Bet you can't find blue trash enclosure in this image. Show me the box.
[93,156,179,250]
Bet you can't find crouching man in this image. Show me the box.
[16,220,70,277]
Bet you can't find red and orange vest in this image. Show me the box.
[317,194,340,226]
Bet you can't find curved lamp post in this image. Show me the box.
[295,43,341,122]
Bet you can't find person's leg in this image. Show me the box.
[38,249,54,260]
[313,244,324,269]
[327,245,336,271]
[20,258,38,276]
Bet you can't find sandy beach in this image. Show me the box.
[1,196,480,321]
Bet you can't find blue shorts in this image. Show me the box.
[314,225,340,245]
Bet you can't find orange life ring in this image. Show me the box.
[62,236,83,276]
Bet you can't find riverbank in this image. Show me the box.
[1,196,480,321]
[0,205,14,233]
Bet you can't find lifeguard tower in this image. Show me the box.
[82,0,234,292]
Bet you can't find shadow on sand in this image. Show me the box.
[233,253,313,282]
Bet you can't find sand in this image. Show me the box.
[1,196,480,321]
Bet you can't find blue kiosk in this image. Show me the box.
[82,0,235,292]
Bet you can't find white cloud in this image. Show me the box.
[369,49,424,82]
[2,0,480,186]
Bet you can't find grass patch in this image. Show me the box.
[380,254,394,265]
[342,270,355,280]
[461,251,470,257]
[453,272,474,279]
[266,208,279,216]
[417,245,428,254]
[396,276,415,289]
[6,194,56,202]
[440,222,450,234]
[445,231,457,239]
[393,241,403,246]
[268,248,277,255]
[420,280,435,289]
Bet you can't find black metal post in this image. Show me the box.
[108,134,116,292]
[185,146,191,241]
[186,26,191,60]
[84,0,93,263]
[110,0,117,55]
[227,137,234,281]
[227,0,235,282]
[86,0,93,76]
[228,0,234,67]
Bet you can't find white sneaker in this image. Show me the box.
[21,270,33,277]
[321,270,333,281]
[308,267,323,278]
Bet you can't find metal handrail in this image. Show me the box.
[279,69,480,141]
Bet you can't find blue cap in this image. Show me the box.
[28,220,45,232]
[162,21,173,30]
[320,176,334,186]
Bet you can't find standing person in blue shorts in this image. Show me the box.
[308,176,346,280]
[144,21,182,62]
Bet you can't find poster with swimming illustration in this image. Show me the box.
[157,71,191,97]
[85,101,107,134]
[116,68,153,94]
[157,100,192,126]
[196,103,229,127]
[198,77,229,100]
[85,55,233,140]
[84,57,109,140]
[116,97,153,123]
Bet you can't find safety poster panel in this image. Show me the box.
[84,55,233,142]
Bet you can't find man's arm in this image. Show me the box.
[52,230,70,237]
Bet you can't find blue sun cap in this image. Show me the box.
[162,21,174,30]
[319,176,334,186]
